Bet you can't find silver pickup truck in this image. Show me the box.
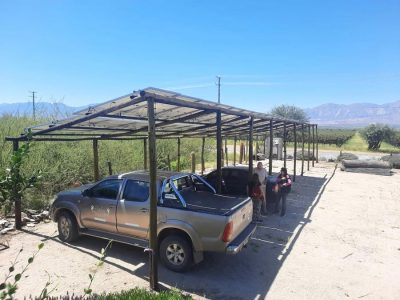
[50,171,256,272]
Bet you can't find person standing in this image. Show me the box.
[275,167,292,217]
[254,162,267,215]
[247,173,263,223]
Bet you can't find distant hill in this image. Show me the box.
[2,100,400,128]
[304,100,400,128]
[0,102,87,119]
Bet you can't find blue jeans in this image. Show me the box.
[275,191,287,216]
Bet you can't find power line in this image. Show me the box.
[216,76,221,104]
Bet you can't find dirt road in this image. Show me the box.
[0,162,399,299]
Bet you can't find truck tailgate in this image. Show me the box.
[229,197,253,241]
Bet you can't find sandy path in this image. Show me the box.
[0,162,399,299]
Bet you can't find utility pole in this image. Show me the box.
[216,76,221,104]
[30,91,36,120]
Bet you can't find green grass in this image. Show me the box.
[341,132,368,151]
[96,287,192,300]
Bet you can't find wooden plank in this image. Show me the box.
[32,96,144,136]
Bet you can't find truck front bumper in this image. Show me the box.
[226,223,257,254]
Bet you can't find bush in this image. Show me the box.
[361,124,394,150]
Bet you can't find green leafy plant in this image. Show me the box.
[84,240,113,297]
[0,129,42,217]
[0,243,45,300]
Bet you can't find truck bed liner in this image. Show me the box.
[180,190,249,215]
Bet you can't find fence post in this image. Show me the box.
[233,136,237,166]
[201,137,205,174]
[167,154,171,171]
[269,120,273,175]
[13,140,22,230]
[147,97,159,291]
[93,139,100,181]
[191,152,196,173]
[224,137,228,166]
[293,125,297,182]
[239,142,244,164]
[177,138,181,172]
[107,161,113,175]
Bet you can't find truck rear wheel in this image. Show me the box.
[57,211,79,242]
[159,235,192,272]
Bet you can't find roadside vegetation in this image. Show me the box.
[0,115,216,214]
[1,112,400,215]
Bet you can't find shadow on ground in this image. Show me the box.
[25,171,332,299]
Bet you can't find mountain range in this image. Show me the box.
[1,100,400,128]
[304,100,400,128]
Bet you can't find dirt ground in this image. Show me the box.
[1,161,399,299]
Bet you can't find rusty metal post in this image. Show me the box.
[301,124,305,176]
[248,117,254,181]
[177,137,181,172]
[201,137,205,175]
[13,140,22,230]
[143,138,148,170]
[283,122,287,168]
[269,120,273,175]
[216,111,222,193]
[233,136,237,166]
[93,139,99,181]
[147,97,159,291]
[293,124,297,182]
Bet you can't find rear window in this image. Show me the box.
[123,180,149,202]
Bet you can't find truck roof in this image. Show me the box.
[105,170,190,182]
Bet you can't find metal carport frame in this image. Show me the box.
[5,87,317,290]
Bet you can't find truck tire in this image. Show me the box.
[159,235,193,272]
[57,211,79,242]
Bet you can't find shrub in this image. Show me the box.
[361,124,394,150]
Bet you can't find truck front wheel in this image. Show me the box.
[57,211,79,242]
[159,235,193,272]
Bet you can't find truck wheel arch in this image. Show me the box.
[157,227,204,264]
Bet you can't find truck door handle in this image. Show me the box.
[140,208,149,213]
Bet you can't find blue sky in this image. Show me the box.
[1,0,399,112]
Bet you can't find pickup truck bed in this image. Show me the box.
[180,190,249,215]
